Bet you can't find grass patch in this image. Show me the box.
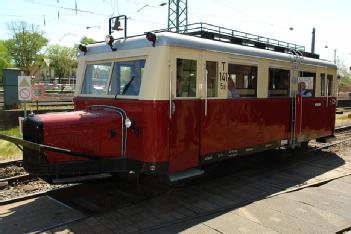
[0,126,22,161]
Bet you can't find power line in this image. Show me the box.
[20,0,110,17]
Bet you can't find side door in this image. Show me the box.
[296,72,317,142]
[326,73,336,133]
[199,54,228,161]
[296,71,335,141]
[168,50,201,173]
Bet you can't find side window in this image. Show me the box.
[320,73,326,96]
[228,64,257,97]
[206,61,218,97]
[108,60,145,96]
[327,74,333,96]
[268,68,290,97]
[298,72,316,97]
[81,63,112,95]
[176,58,197,97]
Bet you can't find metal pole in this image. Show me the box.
[24,101,27,118]
[176,0,180,32]
[167,0,171,30]
[311,27,316,54]
[185,0,188,32]
[334,49,337,64]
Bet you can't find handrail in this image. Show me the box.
[169,65,173,119]
[204,69,208,116]
[156,22,306,51]
[87,105,128,159]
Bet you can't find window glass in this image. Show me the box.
[320,73,326,96]
[228,64,257,97]
[298,72,315,97]
[108,60,145,96]
[206,61,218,97]
[268,68,290,97]
[327,74,333,96]
[176,59,197,97]
[81,63,112,95]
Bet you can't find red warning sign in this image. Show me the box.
[18,76,32,101]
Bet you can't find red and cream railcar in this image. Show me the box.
[22,24,337,182]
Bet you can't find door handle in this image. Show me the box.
[171,101,176,115]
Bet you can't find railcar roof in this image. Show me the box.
[83,32,336,69]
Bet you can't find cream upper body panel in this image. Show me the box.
[75,32,337,100]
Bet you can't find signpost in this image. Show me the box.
[18,76,32,118]
[31,84,46,111]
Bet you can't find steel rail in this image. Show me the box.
[0,173,35,186]
[0,160,23,168]
[0,184,79,206]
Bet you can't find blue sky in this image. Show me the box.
[1,0,350,67]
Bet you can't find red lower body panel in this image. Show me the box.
[58,97,336,173]
[200,98,291,156]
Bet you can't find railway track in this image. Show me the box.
[0,159,23,168]
[1,124,351,210]
[1,126,351,233]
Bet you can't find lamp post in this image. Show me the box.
[86,26,100,29]
[136,2,168,12]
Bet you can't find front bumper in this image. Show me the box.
[23,148,168,180]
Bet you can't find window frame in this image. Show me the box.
[205,61,219,98]
[268,67,291,98]
[79,56,147,99]
[80,61,114,96]
[327,74,334,96]
[320,73,326,97]
[175,58,198,99]
[108,59,146,97]
[298,71,316,97]
[227,63,258,98]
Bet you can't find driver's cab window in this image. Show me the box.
[81,63,112,95]
[108,60,145,96]
[298,72,315,97]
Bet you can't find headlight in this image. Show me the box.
[125,118,132,128]
[105,35,114,45]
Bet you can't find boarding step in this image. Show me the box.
[168,168,204,183]
[316,135,336,143]
[52,173,112,184]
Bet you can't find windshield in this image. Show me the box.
[81,63,112,95]
[80,60,145,96]
[108,60,145,96]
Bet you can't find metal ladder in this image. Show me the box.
[289,50,304,148]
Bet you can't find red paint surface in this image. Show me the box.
[169,100,200,172]
[299,97,336,140]
[200,98,291,155]
[74,98,170,163]
[40,110,123,162]
[33,96,335,171]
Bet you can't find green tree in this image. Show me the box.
[0,40,12,83]
[6,21,48,75]
[80,36,96,45]
[47,44,77,83]
[335,57,351,94]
